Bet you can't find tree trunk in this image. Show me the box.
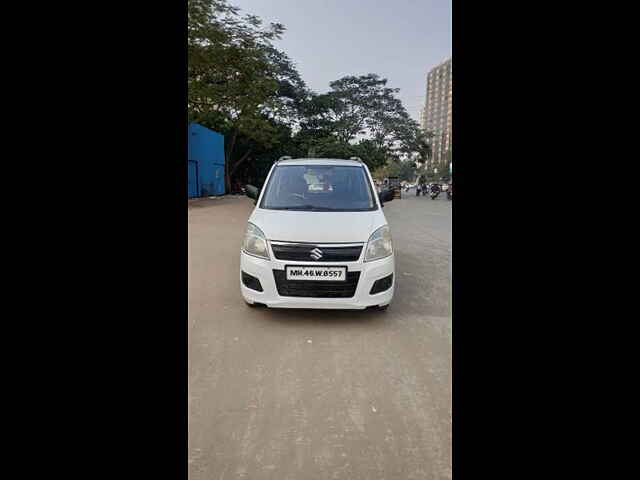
[229,148,253,182]
[224,129,238,194]
[224,159,230,193]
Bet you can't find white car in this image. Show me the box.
[241,158,395,310]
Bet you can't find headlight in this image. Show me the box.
[242,223,270,259]
[364,225,393,262]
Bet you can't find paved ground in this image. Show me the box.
[189,191,452,480]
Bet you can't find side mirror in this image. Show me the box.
[245,184,260,201]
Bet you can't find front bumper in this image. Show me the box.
[240,251,395,309]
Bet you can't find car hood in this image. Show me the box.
[249,208,387,243]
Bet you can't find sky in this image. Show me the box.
[230,0,452,122]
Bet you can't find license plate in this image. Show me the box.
[285,266,347,281]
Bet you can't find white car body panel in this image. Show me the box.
[240,158,395,310]
[250,209,387,243]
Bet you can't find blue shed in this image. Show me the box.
[188,122,225,198]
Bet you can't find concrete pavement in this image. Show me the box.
[188,192,452,479]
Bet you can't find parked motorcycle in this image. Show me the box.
[430,191,440,200]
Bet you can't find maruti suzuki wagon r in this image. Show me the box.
[240,157,395,310]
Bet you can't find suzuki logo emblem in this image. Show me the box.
[310,248,323,260]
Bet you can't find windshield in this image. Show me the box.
[260,165,377,211]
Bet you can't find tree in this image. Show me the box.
[372,159,417,183]
[298,74,421,155]
[188,0,306,191]
[351,139,387,171]
[325,74,388,144]
[410,129,435,165]
[293,74,421,172]
[188,1,429,191]
[367,90,414,157]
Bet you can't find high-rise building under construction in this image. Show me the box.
[422,57,452,169]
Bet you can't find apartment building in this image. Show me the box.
[421,57,452,167]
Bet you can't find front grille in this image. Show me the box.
[273,270,360,298]
[271,243,363,262]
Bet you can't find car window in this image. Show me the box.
[260,165,377,211]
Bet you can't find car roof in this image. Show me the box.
[276,158,364,167]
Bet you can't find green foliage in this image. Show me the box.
[372,159,417,183]
[297,74,424,159]
[188,0,309,191]
[188,0,286,126]
[408,129,435,164]
[187,0,439,191]
[351,140,388,171]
